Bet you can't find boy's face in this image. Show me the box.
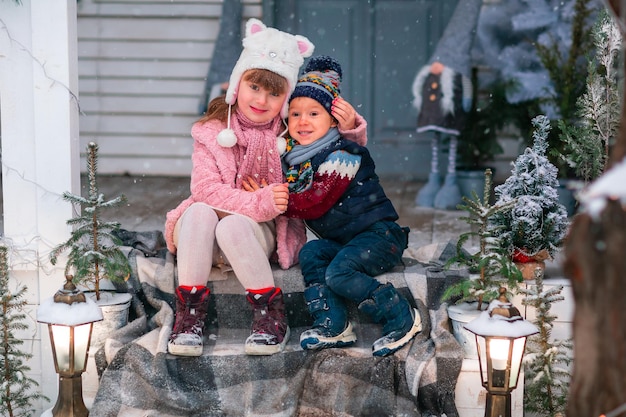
[288,97,337,146]
[236,73,287,124]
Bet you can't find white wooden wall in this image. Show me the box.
[76,0,262,176]
[1,1,82,413]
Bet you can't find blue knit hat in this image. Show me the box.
[290,56,342,116]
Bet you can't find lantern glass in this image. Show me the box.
[489,338,510,370]
[50,323,92,374]
[509,337,526,388]
[477,335,528,391]
[488,337,510,389]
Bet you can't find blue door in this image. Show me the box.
[265,0,460,178]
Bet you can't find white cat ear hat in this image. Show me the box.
[217,18,315,149]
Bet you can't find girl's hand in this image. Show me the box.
[272,183,289,212]
[332,97,357,131]
[242,177,268,192]
[243,177,288,212]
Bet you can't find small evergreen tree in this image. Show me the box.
[50,142,131,300]
[491,116,570,261]
[0,245,47,417]
[477,0,601,177]
[519,270,572,416]
[559,9,622,183]
[443,169,522,310]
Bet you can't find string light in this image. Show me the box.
[2,11,87,276]
[0,17,81,111]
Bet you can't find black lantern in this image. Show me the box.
[464,288,539,417]
[37,275,103,416]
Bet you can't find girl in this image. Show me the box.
[164,19,367,357]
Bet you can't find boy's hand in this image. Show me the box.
[332,97,357,130]
[272,183,289,212]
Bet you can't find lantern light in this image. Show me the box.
[464,287,539,417]
[37,275,103,417]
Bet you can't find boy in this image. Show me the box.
[283,56,422,357]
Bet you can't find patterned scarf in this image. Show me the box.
[230,108,285,189]
[283,127,340,166]
[283,127,340,192]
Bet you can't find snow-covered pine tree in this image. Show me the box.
[0,245,47,417]
[49,142,131,301]
[443,169,522,310]
[491,115,570,261]
[519,270,572,416]
[559,8,622,183]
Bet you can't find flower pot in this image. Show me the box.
[88,291,132,349]
[512,248,550,280]
[447,301,486,359]
[515,261,546,280]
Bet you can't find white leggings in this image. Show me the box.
[173,203,277,290]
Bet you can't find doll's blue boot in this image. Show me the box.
[415,172,441,207]
[434,173,462,210]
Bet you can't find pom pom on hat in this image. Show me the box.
[290,55,342,116]
[216,103,237,148]
[276,136,287,155]
[276,122,288,155]
[303,55,342,78]
[217,128,237,148]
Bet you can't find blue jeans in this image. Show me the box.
[299,221,409,304]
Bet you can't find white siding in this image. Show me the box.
[77,0,262,175]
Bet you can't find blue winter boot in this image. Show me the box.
[300,284,357,350]
[415,172,442,207]
[434,172,462,210]
[358,283,422,357]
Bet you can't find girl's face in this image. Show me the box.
[236,73,287,124]
[287,97,336,146]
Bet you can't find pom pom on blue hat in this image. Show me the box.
[290,56,342,115]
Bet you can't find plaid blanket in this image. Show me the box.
[90,231,464,417]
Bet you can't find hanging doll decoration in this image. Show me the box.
[412,0,483,209]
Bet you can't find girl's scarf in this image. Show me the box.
[230,109,284,188]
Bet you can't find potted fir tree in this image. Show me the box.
[49,142,132,348]
[490,116,570,280]
[443,169,522,357]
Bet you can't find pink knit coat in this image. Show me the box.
[165,112,367,270]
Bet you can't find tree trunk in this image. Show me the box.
[564,2,626,417]
[563,201,626,417]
